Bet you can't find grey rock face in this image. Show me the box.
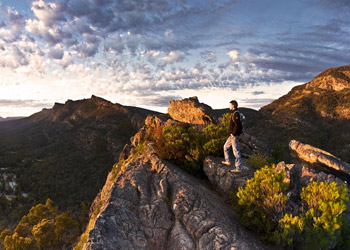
[203,156,255,197]
[83,147,270,250]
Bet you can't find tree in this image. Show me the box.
[0,199,80,250]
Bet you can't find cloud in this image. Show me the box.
[0,45,28,68]
[142,95,182,107]
[25,19,72,45]
[0,6,24,42]
[252,91,264,95]
[227,50,240,63]
[243,18,350,82]
[161,51,185,64]
[0,99,51,108]
[31,0,66,27]
[49,44,64,59]
[201,51,217,63]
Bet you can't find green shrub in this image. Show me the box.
[149,113,234,176]
[249,153,273,169]
[154,124,204,176]
[202,123,227,157]
[276,181,349,249]
[236,165,289,240]
[221,113,231,128]
[235,166,350,249]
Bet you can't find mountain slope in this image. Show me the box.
[0,96,159,226]
[253,65,350,162]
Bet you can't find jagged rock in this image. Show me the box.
[300,166,345,187]
[145,115,167,128]
[131,127,147,147]
[203,156,255,197]
[168,97,214,126]
[119,144,132,161]
[274,162,300,214]
[289,140,350,181]
[83,147,270,250]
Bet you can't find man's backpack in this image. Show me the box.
[234,111,246,134]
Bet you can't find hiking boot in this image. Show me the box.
[231,168,242,173]
[221,161,231,166]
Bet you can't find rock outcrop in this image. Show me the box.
[83,147,270,250]
[168,97,214,126]
[276,140,350,190]
[289,140,350,182]
[203,157,255,197]
[308,65,350,91]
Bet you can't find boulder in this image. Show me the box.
[289,140,350,182]
[168,97,214,126]
[203,156,255,197]
[83,147,270,250]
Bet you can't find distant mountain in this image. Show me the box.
[0,116,24,122]
[0,95,160,226]
[251,65,350,162]
[262,65,350,119]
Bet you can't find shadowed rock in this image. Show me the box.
[83,147,270,250]
[239,133,272,158]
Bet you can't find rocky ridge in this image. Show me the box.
[83,146,269,250]
[81,109,273,249]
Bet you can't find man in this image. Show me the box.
[222,100,242,172]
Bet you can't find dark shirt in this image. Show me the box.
[228,110,242,136]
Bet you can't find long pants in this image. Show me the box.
[224,135,242,169]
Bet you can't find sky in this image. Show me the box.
[0,0,349,117]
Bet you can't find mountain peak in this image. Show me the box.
[29,96,129,123]
[308,65,350,91]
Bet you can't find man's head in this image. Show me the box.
[229,100,238,111]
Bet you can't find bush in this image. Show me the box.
[235,167,350,249]
[276,181,349,249]
[249,153,274,169]
[154,124,204,176]
[152,119,229,176]
[149,113,233,177]
[220,112,231,128]
[236,165,289,240]
[202,123,227,157]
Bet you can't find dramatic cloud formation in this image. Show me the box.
[0,0,349,116]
